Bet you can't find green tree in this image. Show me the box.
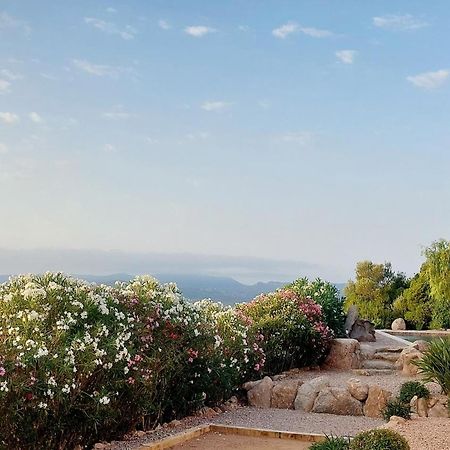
[423,239,450,329]
[344,261,409,328]
[393,268,433,330]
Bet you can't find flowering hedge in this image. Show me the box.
[0,274,263,449]
[237,288,333,374]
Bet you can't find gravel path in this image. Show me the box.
[212,407,383,436]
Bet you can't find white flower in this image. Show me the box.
[38,402,48,409]
[99,396,110,405]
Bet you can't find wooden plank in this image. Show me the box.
[138,425,210,450]
[209,424,325,442]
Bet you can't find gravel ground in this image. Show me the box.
[384,418,450,450]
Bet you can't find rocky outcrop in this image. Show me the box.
[391,318,406,330]
[246,376,273,408]
[363,385,392,418]
[294,376,330,412]
[395,345,423,376]
[312,386,363,416]
[347,378,369,401]
[324,339,361,370]
[349,320,376,342]
[271,379,301,409]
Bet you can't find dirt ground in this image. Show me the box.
[171,432,313,450]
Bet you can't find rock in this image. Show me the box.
[242,380,262,391]
[312,386,363,416]
[213,406,222,413]
[272,374,287,381]
[363,385,392,418]
[94,444,110,450]
[168,419,182,428]
[428,395,449,418]
[324,338,361,369]
[395,346,423,376]
[389,415,407,426]
[411,340,430,353]
[195,406,217,418]
[391,318,406,331]
[417,397,428,417]
[247,376,273,408]
[347,378,369,401]
[271,379,301,409]
[134,431,146,437]
[345,305,359,335]
[410,395,418,414]
[349,319,376,342]
[294,376,330,412]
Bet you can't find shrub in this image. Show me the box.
[414,338,450,394]
[349,429,410,450]
[0,274,264,449]
[237,288,333,374]
[286,277,346,337]
[398,381,430,404]
[382,398,411,421]
[310,435,350,450]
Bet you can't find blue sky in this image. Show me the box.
[0,1,449,283]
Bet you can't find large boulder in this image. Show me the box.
[312,387,363,416]
[428,395,449,418]
[347,378,369,402]
[294,376,330,412]
[349,319,376,342]
[363,385,392,418]
[395,345,423,376]
[324,338,361,369]
[247,376,273,408]
[345,305,359,335]
[391,318,406,331]
[411,340,430,353]
[271,379,302,409]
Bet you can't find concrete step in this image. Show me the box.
[361,359,396,370]
[372,352,400,362]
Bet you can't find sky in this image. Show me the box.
[0,0,449,283]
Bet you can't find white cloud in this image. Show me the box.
[102,105,132,120]
[158,19,171,30]
[185,26,216,37]
[106,7,117,14]
[278,131,314,146]
[272,22,298,39]
[336,50,357,64]
[238,25,250,32]
[84,17,137,40]
[0,11,31,35]
[72,59,127,77]
[273,22,333,39]
[0,112,19,124]
[407,70,449,90]
[0,69,23,80]
[103,143,117,153]
[373,14,428,31]
[29,112,43,123]
[0,78,11,94]
[201,101,231,112]
[186,131,210,140]
[0,143,8,154]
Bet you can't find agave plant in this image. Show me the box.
[414,338,450,394]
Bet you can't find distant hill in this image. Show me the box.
[0,273,346,305]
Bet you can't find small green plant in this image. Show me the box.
[398,381,430,403]
[349,429,410,450]
[414,338,450,394]
[310,435,350,450]
[382,398,411,421]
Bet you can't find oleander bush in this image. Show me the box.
[310,435,351,450]
[0,274,265,450]
[286,277,346,337]
[237,288,333,374]
[398,381,430,404]
[382,398,411,421]
[414,338,450,394]
[349,429,410,450]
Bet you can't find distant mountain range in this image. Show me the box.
[0,273,346,305]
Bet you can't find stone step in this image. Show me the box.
[351,368,397,376]
[374,347,404,354]
[372,352,400,362]
[361,359,396,370]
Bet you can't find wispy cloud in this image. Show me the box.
[106,7,117,14]
[336,49,357,64]
[0,112,19,124]
[407,69,449,90]
[0,78,11,94]
[84,17,137,40]
[0,142,8,154]
[29,112,43,123]
[0,11,31,35]
[102,105,133,120]
[273,22,333,39]
[201,101,231,112]
[72,59,130,78]
[185,26,216,37]
[0,69,23,80]
[373,14,428,31]
[186,131,210,140]
[277,131,314,146]
[103,143,117,153]
[158,19,171,30]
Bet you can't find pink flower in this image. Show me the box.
[127,377,135,385]
[0,367,5,376]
